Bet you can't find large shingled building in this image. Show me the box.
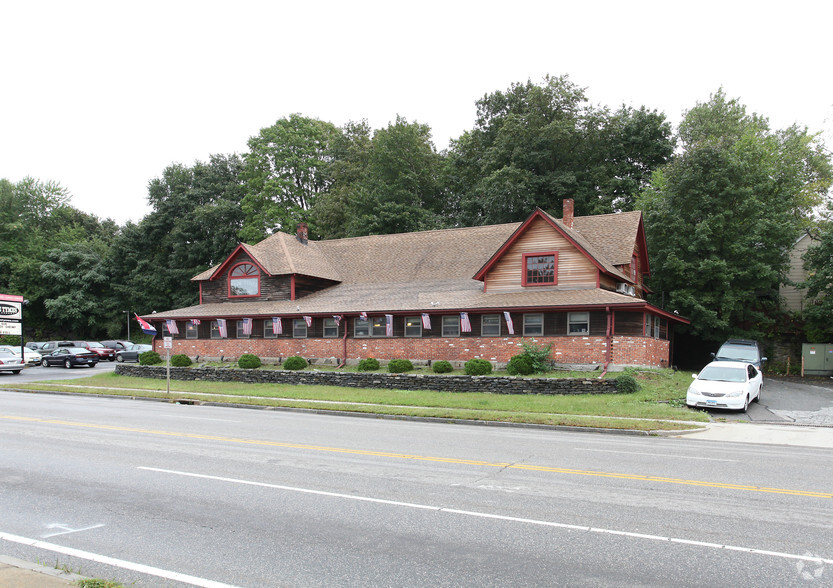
[144,200,688,368]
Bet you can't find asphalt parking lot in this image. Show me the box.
[715,375,833,425]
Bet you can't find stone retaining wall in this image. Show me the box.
[115,365,618,395]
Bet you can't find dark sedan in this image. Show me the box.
[115,343,152,363]
[40,347,99,369]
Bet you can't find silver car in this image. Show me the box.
[0,349,24,374]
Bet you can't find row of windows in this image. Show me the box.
[170,312,596,340]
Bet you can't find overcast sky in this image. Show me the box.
[3,0,831,225]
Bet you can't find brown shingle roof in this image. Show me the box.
[171,209,649,319]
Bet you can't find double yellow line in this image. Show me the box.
[4,414,831,499]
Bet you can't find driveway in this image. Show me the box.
[711,375,833,425]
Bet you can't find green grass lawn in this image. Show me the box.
[8,368,707,431]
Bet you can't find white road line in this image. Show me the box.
[576,448,737,461]
[0,531,239,588]
[140,466,833,567]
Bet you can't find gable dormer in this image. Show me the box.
[473,202,634,293]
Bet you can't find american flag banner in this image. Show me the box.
[385,314,393,337]
[272,317,282,335]
[504,311,514,335]
[460,312,472,333]
[333,315,342,326]
[242,318,252,335]
[359,311,368,321]
[165,320,179,335]
[304,315,312,327]
[191,319,201,326]
[217,318,227,338]
[421,313,431,329]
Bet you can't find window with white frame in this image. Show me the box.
[568,312,589,334]
[442,315,460,337]
[644,314,651,336]
[404,317,422,337]
[236,320,249,339]
[481,314,501,336]
[523,313,543,336]
[371,316,388,337]
[293,319,307,338]
[185,323,198,339]
[323,318,338,338]
[210,321,225,339]
[264,319,277,338]
[654,316,661,339]
[354,318,370,338]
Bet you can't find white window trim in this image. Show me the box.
[404,316,422,338]
[185,323,198,340]
[236,320,250,339]
[568,312,589,335]
[293,319,308,338]
[354,318,370,338]
[264,319,277,339]
[323,318,339,338]
[442,315,460,337]
[481,314,501,337]
[522,313,544,336]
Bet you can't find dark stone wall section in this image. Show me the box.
[115,364,617,395]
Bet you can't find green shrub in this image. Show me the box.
[139,351,162,366]
[387,358,414,373]
[432,360,453,373]
[506,354,534,376]
[358,357,381,371]
[519,339,554,373]
[170,354,192,367]
[464,358,493,375]
[283,356,307,370]
[615,373,639,394]
[238,354,262,369]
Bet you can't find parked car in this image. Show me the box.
[115,343,153,362]
[0,345,41,366]
[711,339,767,368]
[0,349,24,374]
[101,340,133,352]
[25,341,47,351]
[40,347,99,369]
[72,341,116,361]
[686,360,763,412]
[39,340,76,355]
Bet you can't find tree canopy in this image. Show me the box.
[637,89,832,341]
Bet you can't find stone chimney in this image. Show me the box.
[296,222,308,244]
[562,198,574,228]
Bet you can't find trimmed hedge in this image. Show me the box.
[139,351,162,366]
[506,354,534,376]
[238,354,262,369]
[358,357,381,371]
[283,356,307,370]
[432,360,453,374]
[170,354,192,367]
[615,373,639,394]
[387,359,414,373]
[464,358,493,376]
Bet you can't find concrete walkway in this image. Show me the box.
[675,421,833,448]
[0,555,84,587]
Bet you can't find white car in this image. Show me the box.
[0,345,41,366]
[686,361,763,412]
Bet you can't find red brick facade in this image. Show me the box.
[159,334,669,368]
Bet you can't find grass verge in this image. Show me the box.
[8,368,706,432]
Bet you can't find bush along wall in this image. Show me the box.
[115,364,618,395]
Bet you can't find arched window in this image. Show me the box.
[229,263,260,297]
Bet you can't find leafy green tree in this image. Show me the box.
[109,154,246,318]
[446,75,674,224]
[240,114,339,242]
[637,90,833,341]
[801,213,833,342]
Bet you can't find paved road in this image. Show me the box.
[1,391,832,587]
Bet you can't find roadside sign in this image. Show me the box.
[163,337,173,349]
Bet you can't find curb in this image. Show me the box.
[0,554,86,585]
